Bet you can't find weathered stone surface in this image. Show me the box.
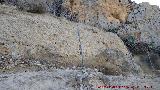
[4,0,132,30]
[4,0,54,13]
[0,4,140,75]
[63,0,130,22]
[118,2,160,49]
[5,0,160,53]
[0,69,159,90]
[116,2,160,71]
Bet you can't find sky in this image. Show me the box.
[132,0,160,7]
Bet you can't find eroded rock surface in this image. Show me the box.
[117,2,160,72]
[118,2,160,49]
[0,69,159,90]
[4,0,132,30]
[0,1,160,90]
[0,4,140,75]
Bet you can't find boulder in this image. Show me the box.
[0,5,140,75]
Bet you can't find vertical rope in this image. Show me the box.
[76,25,86,90]
[76,25,84,68]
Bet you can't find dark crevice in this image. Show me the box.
[51,0,63,17]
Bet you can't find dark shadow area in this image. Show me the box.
[51,0,63,17]
[0,0,4,4]
[122,36,151,54]
[122,36,160,72]
[25,4,46,14]
[51,0,78,22]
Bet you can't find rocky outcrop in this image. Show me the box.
[4,0,160,52]
[116,2,160,71]
[62,0,131,26]
[118,2,160,49]
[4,0,132,30]
[0,5,140,75]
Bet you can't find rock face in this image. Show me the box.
[118,2,160,49]
[62,0,131,27]
[117,2,160,71]
[4,1,160,52]
[4,0,132,30]
[0,5,140,75]
[0,1,160,90]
